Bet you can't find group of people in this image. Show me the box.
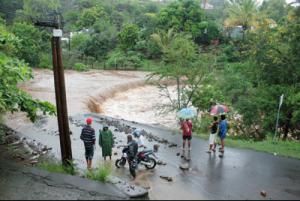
[80,114,228,170]
[80,118,114,170]
[179,114,228,157]
[80,118,146,170]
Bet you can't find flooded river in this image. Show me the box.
[18,69,177,128]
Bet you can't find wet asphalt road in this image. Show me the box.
[100,114,300,200]
[5,113,300,200]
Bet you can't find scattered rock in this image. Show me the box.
[160,176,173,182]
[4,135,20,144]
[157,160,167,166]
[261,190,267,197]
[16,155,25,161]
[153,144,160,152]
[30,160,39,166]
[169,143,178,148]
[179,163,189,170]
[42,146,52,152]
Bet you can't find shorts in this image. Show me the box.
[219,133,227,140]
[209,133,217,145]
[85,146,94,160]
[183,135,192,141]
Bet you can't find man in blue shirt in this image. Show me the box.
[219,114,228,154]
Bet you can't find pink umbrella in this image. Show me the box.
[210,104,229,116]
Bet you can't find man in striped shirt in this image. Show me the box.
[80,117,96,170]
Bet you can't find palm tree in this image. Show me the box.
[225,0,259,38]
[151,28,177,55]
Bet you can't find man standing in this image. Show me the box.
[80,117,96,170]
[99,125,114,161]
[219,114,228,156]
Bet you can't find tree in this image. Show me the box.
[78,6,108,28]
[119,24,139,51]
[0,0,23,24]
[15,0,61,22]
[224,0,259,39]
[157,0,219,44]
[260,0,287,23]
[150,30,212,112]
[10,22,48,67]
[0,22,55,121]
[219,7,300,139]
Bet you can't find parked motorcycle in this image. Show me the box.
[115,146,157,178]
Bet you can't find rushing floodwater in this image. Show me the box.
[17,69,177,128]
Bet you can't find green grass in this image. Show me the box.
[85,164,112,182]
[38,160,77,175]
[195,133,300,159]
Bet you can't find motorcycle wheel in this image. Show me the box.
[115,158,126,168]
[145,158,157,170]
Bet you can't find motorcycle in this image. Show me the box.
[115,146,157,178]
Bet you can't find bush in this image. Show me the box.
[74,62,88,72]
[39,54,52,69]
[38,160,77,175]
[105,50,143,70]
[86,164,112,182]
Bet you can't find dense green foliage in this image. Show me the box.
[0,17,55,122]
[0,0,299,142]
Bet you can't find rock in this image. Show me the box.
[153,144,160,152]
[29,155,40,161]
[30,160,39,166]
[179,163,189,170]
[176,153,181,157]
[114,152,118,156]
[261,190,267,197]
[4,135,20,144]
[160,176,173,182]
[157,160,167,166]
[42,146,52,152]
[169,143,178,148]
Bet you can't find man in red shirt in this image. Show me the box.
[180,119,193,159]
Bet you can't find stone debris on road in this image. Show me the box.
[261,190,267,197]
[160,176,173,182]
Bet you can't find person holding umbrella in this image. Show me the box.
[210,104,229,157]
[177,107,196,160]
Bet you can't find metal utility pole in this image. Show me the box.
[274,94,284,141]
[35,16,73,166]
